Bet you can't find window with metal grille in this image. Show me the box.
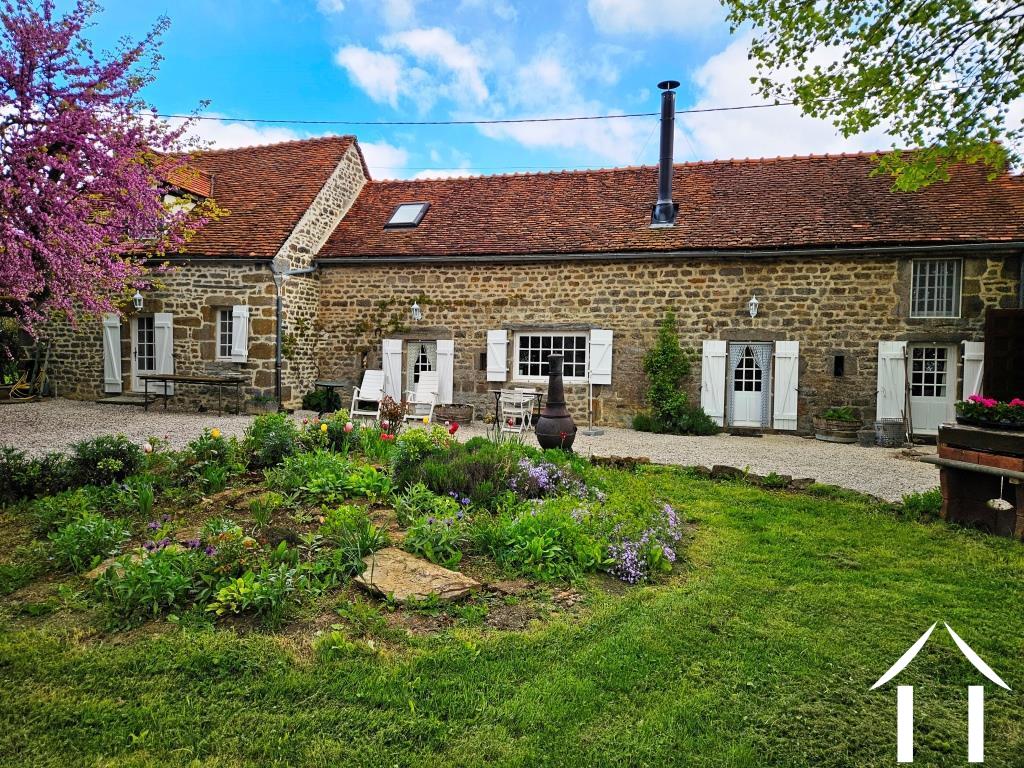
[910,346,948,398]
[515,333,588,380]
[136,316,155,372]
[911,258,961,318]
[217,309,234,360]
[733,346,763,392]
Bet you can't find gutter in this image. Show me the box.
[315,240,1024,267]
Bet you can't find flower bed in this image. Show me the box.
[956,395,1024,430]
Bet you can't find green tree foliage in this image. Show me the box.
[724,0,1024,190]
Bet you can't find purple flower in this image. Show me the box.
[663,545,676,563]
[143,541,156,551]
[147,521,159,530]
[184,538,201,549]
[204,545,217,557]
[456,511,464,520]
[161,514,171,522]
[460,497,471,506]
[427,516,435,525]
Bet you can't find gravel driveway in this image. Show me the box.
[0,398,938,501]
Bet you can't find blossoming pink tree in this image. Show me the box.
[0,0,212,335]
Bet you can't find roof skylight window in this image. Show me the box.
[385,202,430,228]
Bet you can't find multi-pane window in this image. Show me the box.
[217,309,234,360]
[136,317,155,372]
[733,346,763,392]
[516,333,588,380]
[911,259,962,318]
[910,347,948,398]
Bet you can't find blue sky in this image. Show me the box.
[75,0,892,179]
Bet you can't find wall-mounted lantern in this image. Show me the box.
[410,301,422,322]
[748,295,760,318]
[132,290,144,311]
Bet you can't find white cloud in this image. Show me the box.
[458,0,517,21]
[359,140,410,178]
[334,46,405,107]
[679,35,893,161]
[384,28,489,105]
[316,0,345,14]
[587,0,723,37]
[411,167,474,179]
[381,0,416,28]
[169,115,302,149]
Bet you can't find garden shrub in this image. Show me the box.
[358,426,395,464]
[178,429,243,490]
[394,483,463,527]
[302,387,341,414]
[472,498,605,581]
[49,511,130,573]
[266,450,352,495]
[323,411,359,454]
[403,512,469,568]
[390,426,455,489]
[200,519,262,576]
[94,547,208,620]
[343,465,392,500]
[634,312,719,436]
[900,487,943,521]
[0,448,70,504]
[244,412,299,470]
[67,435,143,487]
[404,439,527,509]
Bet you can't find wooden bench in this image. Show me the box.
[139,374,244,415]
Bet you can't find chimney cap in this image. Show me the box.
[657,80,680,91]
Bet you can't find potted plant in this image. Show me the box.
[955,395,1024,430]
[813,406,860,443]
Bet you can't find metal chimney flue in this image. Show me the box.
[651,79,680,228]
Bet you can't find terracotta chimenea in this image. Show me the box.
[535,353,577,450]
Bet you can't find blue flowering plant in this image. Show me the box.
[605,503,685,585]
[403,511,470,569]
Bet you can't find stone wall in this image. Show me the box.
[315,251,1021,431]
[45,145,368,412]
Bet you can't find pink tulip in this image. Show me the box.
[344,421,354,433]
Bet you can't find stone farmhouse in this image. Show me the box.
[47,124,1024,435]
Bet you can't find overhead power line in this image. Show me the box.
[156,101,795,127]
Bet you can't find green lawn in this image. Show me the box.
[2,469,1023,767]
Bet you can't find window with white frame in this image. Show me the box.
[515,332,588,380]
[911,258,962,318]
[217,309,234,360]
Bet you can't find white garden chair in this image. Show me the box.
[404,371,439,422]
[499,389,535,434]
[350,369,385,421]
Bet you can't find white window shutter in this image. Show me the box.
[436,339,454,405]
[700,340,727,427]
[589,329,613,385]
[102,314,122,393]
[486,330,508,382]
[772,341,800,430]
[382,338,403,401]
[230,305,250,362]
[962,341,984,400]
[876,341,908,419]
[153,312,175,395]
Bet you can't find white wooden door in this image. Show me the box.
[908,344,956,435]
[130,316,156,392]
[731,344,769,428]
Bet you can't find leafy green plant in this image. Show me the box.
[266,451,352,498]
[201,518,262,576]
[403,513,469,569]
[900,487,943,521]
[395,482,453,527]
[94,548,207,620]
[389,426,455,488]
[29,486,96,533]
[201,464,229,494]
[0,447,69,504]
[67,435,143,487]
[317,505,389,575]
[244,412,299,470]
[820,406,858,422]
[49,512,130,573]
[760,472,791,489]
[344,465,392,500]
[207,563,314,629]
[358,426,394,464]
[249,492,283,532]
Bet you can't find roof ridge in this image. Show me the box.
[370,149,902,184]
[195,134,357,155]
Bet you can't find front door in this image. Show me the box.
[405,340,437,394]
[130,315,155,391]
[909,343,956,435]
[729,343,772,428]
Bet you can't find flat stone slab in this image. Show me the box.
[354,547,479,603]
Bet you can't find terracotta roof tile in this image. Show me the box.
[320,153,1024,259]
[164,163,213,198]
[177,135,363,257]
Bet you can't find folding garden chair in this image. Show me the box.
[404,371,439,422]
[350,369,385,421]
